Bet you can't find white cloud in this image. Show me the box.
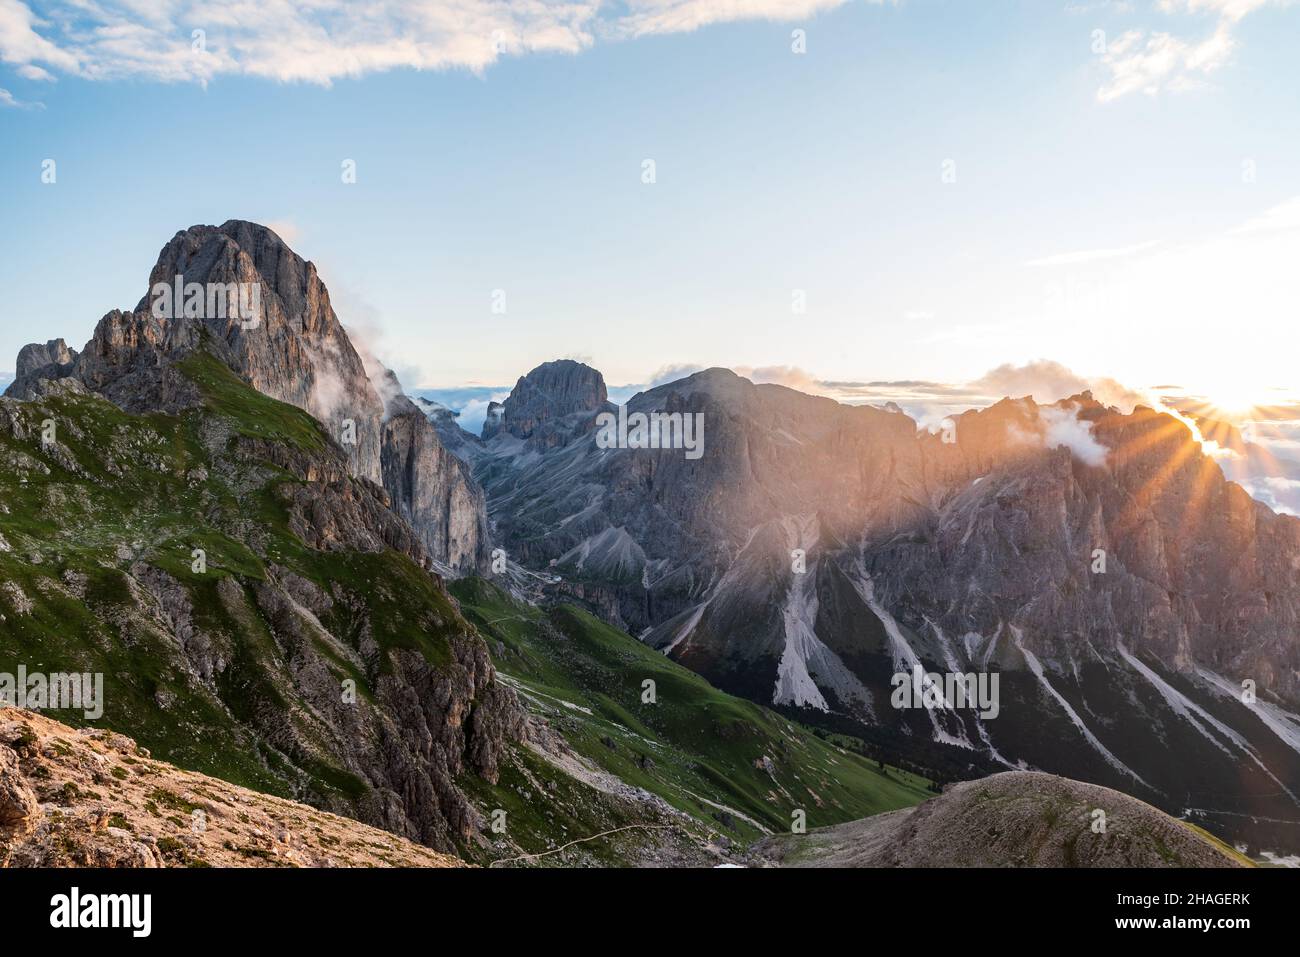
[1039,404,1109,466]
[1157,0,1274,21]
[613,0,862,39]
[264,219,303,247]
[1096,23,1235,102]
[457,393,510,434]
[1240,478,1300,515]
[0,83,40,107]
[974,360,1090,403]
[733,364,826,393]
[647,363,704,387]
[1095,0,1287,102]
[0,0,81,74]
[0,0,869,86]
[971,360,1148,411]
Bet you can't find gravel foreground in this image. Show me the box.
[0,709,463,868]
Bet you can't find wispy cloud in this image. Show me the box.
[1096,23,1235,102]
[613,0,863,38]
[1156,0,1274,20]
[971,359,1148,410]
[1095,0,1286,103]
[0,0,868,86]
[732,364,826,393]
[0,84,40,108]
[14,62,51,80]
[648,363,705,387]
[1038,404,1110,466]
[263,219,304,247]
[0,0,81,75]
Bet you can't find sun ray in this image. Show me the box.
[1111,416,1208,537]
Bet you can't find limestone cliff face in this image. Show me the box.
[476,367,1300,702]
[486,359,614,449]
[474,366,926,634]
[13,338,78,385]
[880,397,1300,694]
[5,220,489,574]
[383,396,491,574]
[481,400,504,440]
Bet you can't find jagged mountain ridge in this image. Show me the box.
[459,359,1300,852]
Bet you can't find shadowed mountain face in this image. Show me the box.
[465,362,1300,852]
[5,221,488,575]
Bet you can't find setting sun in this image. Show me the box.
[1186,380,1275,422]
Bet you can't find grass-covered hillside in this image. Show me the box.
[0,349,519,852]
[450,577,932,857]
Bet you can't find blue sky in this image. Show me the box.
[2,0,1299,414]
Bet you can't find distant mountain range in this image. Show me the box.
[437,358,1300,854]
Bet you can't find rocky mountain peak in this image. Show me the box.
[490,358,614,448]
[665,366,745,391]
[4,220,490,574]
[635,366,751,408]
[481,400,505,440]
[14,338,78,383]
[142,221,382,463]
[9,220,384,479]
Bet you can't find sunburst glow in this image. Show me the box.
[1202,389,1269,420]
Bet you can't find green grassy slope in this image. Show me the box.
[0,352,460,805]
[450,577,932,848]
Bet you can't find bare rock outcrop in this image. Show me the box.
[0,711,464,868]
[383,397,491,573]
[486,359,615,450]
